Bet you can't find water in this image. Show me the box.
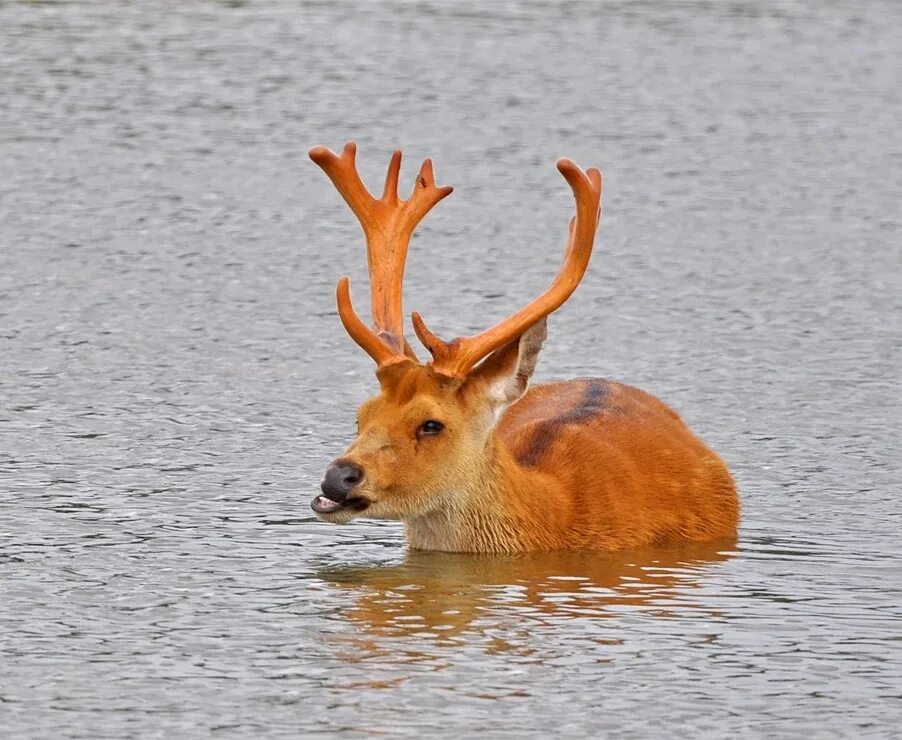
[1,1,900,736]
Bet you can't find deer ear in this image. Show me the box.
[465,318,547,408]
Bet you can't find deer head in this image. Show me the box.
[308,142,602,525]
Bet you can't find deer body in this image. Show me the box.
[407,378,737,553]
[308,142,739,553]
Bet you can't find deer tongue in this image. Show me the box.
[312,495,343,514]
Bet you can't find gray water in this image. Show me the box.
[2,1,901,737]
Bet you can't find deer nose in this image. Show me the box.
[320,461,364,501]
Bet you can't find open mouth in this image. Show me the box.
[311,495,370,515]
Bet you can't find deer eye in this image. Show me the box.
[417,420,444,438]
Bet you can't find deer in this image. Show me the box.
[307,141,739,553]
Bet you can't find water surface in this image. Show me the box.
[1,1,900,736]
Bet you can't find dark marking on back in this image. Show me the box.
[516,379,610,468]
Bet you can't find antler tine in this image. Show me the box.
[381,149,402,204]
[391,157,454,237]
[308,142,373,221]
[413,158,603,378]
[335,276,399,367]
[309,141,453,368]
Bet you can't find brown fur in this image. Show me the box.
[317,346,739,553]
[309,144,738,551]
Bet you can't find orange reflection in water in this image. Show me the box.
[318,538,737,660]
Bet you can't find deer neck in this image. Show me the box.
[404,437,549,553]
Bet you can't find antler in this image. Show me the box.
[412,158,602,378]
[308,141,453,368]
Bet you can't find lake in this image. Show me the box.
[1,0,900,736]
